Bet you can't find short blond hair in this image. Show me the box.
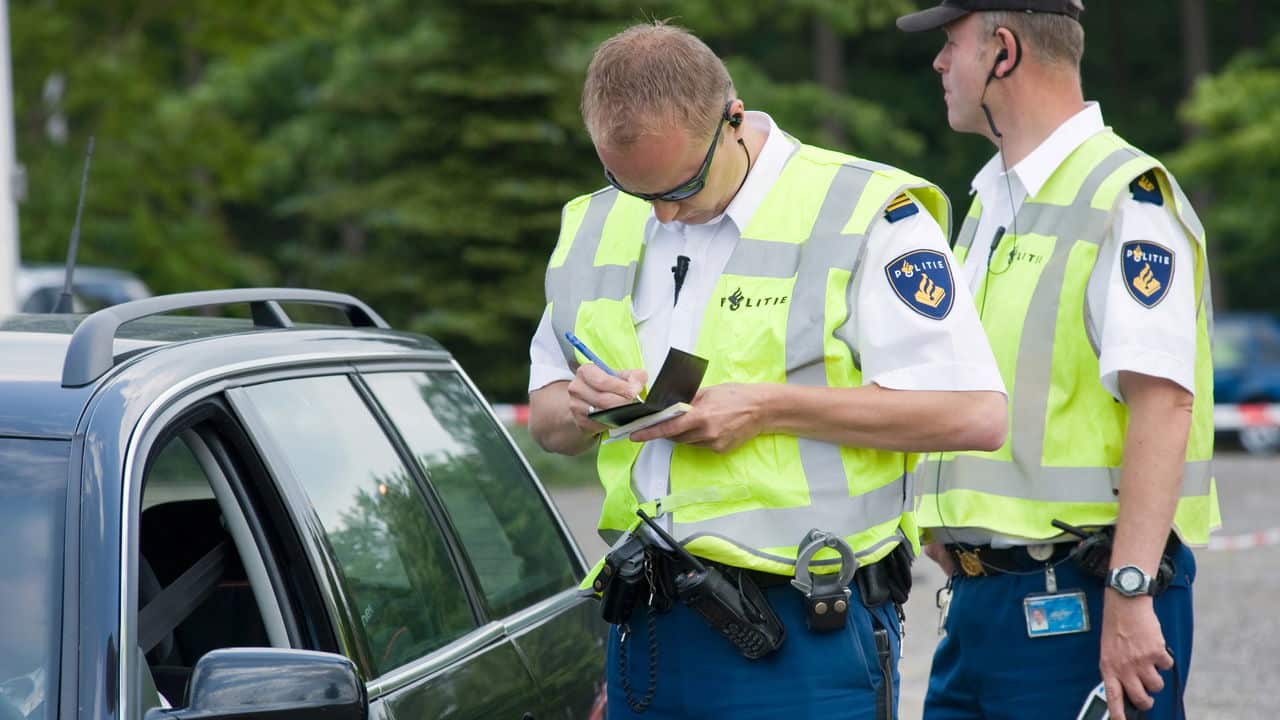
[581,22,734,148]
[982,3,1085,71]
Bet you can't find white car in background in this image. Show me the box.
[16,263,151,312]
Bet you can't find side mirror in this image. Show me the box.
[146,648,367,720]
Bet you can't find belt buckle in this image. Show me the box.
[956,548,986,577]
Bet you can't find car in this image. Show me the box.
[1213,312,1280,453]
[16,264,152,313]
[0,288,607,720]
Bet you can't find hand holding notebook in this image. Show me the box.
[586,347,709,443]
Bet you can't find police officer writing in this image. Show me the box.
[897,2,1218,719]
[528,22,1007,719]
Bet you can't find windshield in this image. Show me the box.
[0,438,69,720]
[1212,319,1251,370]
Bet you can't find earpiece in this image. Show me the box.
[727,112,743,129]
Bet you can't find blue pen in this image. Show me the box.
[565,332,618,375]
[564,332,643,403]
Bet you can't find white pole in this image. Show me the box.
[0,0,19,316]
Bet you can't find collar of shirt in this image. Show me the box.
[646,110,795,240]
[970,101,1106,203]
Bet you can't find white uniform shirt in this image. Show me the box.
[964,102,1197,399]
[942,103,1199,547]
[530,111,1005,506]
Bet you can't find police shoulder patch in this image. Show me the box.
[884,193,920,223]
[1121,240,1174,308]
[885,249,954,320]
[1130,171,1164,206]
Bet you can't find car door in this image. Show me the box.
[359,368,607,719]
[229,372,543,719]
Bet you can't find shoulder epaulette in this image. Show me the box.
[1130,171,1164,206]
[884,193,920,223]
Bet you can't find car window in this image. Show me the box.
[1212,320,1250,370]
[365,372,578,618]
[0,438,69,720]
[1257,321,1280,365]
[239,376,476,675]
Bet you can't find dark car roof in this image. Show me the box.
[0,313,449,438]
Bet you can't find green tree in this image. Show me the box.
[1171,37,1280,313]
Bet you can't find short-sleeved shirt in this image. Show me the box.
[530,111,1005,505]
[964,102,1197,400]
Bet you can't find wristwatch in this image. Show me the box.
[1107,565,1155,597]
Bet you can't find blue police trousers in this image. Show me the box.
[607,580,902,719]
[924,542,1196,720]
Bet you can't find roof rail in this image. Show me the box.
[61,288,390,387]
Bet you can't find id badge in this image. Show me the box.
[1023,591,1090,638]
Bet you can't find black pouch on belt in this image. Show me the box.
[857,543,914,608]
[597,535,647,625]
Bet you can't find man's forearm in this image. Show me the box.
[1111,372,1192,576]
[761,383,1007,453]
[529,381,598,456]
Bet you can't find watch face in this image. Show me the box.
[1118,568,1143,592]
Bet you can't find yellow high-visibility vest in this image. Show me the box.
[917,130,1219,544]
[545,140,951,576]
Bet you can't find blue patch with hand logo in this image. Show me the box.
[885,249,954,320]
[1122,241,1174,308]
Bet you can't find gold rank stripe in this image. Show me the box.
[886,195,913,212]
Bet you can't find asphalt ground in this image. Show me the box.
[547,451,1279,719]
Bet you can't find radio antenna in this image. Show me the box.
[54,135,94,314]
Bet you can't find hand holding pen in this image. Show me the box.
[564,332,645,406]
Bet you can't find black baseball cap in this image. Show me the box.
[897,0,1083,33]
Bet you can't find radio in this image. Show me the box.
[637,510,786,659]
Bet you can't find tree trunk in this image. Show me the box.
[812,17,845,148]
[1179,0,1210,105]
[1239,0,1260,48]
[1178,0,1225,309]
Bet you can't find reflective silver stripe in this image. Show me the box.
[683,529,908,569]
[787,164,873,377]
[1005,148,1139,470]
[674,474,910,564]
[1016,202,1111,245]
[787,165,876,548]
[723,238,803,278]
[936,456,1213,501]
[954,201,981,252]
[546,189,622,362]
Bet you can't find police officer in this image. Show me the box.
[897,2,1218,718]
[528,21,1007,719]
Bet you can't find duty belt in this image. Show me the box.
[946,542,1075,577]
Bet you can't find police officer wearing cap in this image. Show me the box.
[529,20,1007,719]
[897,2,1218,718]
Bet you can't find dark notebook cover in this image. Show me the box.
[587,348,708,428]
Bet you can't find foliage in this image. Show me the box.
[10,0,1280,400]
[1170,37,1280,311]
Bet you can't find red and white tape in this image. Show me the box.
[492,403,529,426]
[1213,403,1280,431]
[1207,528,1280,552]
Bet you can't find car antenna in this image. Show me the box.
[53,135,95,314]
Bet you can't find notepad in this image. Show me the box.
[602,402,692,444]
[588,348,708,442]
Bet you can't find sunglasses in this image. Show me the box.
[604,101,734,203]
